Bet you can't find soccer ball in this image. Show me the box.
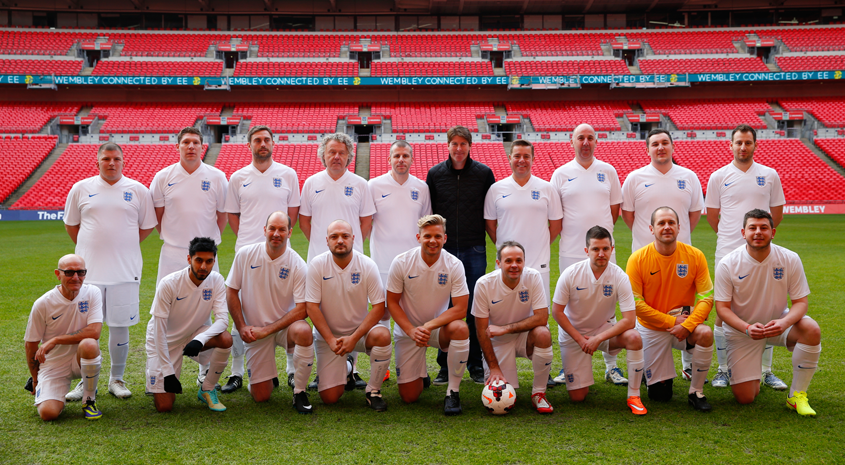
[481,380,516,415]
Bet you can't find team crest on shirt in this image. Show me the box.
[602,285,613,297]
[411,190,419,201]
[201,180,210,191]
[438,273,448,285]
[519,290,529,302]
[351,272,361,284]
[123,191,132,202]
[279,267,289,279]
[150,376,156,385]
[773,267,784,280]
[78,301,89,313]
[597,172,606,183]
[273,177,282,188]
[677,180,686,190]
[757,176,766,187]
[202,289,212,301]
[344,186,354,197]
[677,264,688,278]
[531,190,540,200]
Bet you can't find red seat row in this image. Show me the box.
[0,102,81,133]
[506,101,630,132]
[637,57,769,74]
[214,143,355,189]
[639,99,771,130]
[776,55,845,72]
[232,103,359,134]
[371,61,493,77]
[90,103,222,134]
[234,61,359,77]
[0,59,83,76]
[92,60,224,76]
[0,136,58,203]
[504,59,630,75]
[370,102,494,133]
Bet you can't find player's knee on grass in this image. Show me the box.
[568,386,589,403]
[647,379,673,402]
[154,393,175,413]
[319,385,345,404]
[38,400,64,421]
[398,380,423,403]
[77,338,100,359]
[731,381,759,405]
[250,380,274,403]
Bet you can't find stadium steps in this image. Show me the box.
[600,42,613,56]
[359,68,370,77]
[355,142,370,179]
[221,106,234,117]
[616,116,630,131]
[336,118,347,134]
[629,102,645,113]
[80,66,94,76]
[112,43,124,57]
[769,101,785,112]
[522,117,535,132]
[382,118,392,134]
[502,141,512,157]
[1,142,67,209]
[477,117,488,133]
[511,45,522,58]
[494,105,507,117]
[803,138,845,178]
[203,143,223,166]
[493,67,506,76]
[78,106,93,117]
[766,62,781,72]
[471,45,480,58]
[205,45,215,58]
[359,106,371,117]
[628,64,641,75]
[732,40,747,54]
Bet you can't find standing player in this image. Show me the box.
[473,242,555,414]
[386,214,470,415]
[552,227,646,415]
[226,212,314,413]
[222,125,301,393]
[706,125,787,390]
[426,125,495,385]
[715,210,821,415]
[64,142,157,400]
[145,237,232,413]
[550,123,626,386]
[25,254,103,421]
[626,207,714,412]
[306,220,392,411]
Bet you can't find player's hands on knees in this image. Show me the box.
[746,322,767,339]
[164,374,182,394]
[487,325,507,338]
[35,340,57,363]
[762,319,788,338]
[240,326,258,343]
[669,324,691,342]
[487,367,506,386]
[182,340,204,357]
[411,326,431,347]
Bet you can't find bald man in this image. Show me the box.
[25,254,104,421]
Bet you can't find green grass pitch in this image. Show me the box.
[1,215,843,464]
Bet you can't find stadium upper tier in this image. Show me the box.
[756,28,845,52]
[498,32,614,56]
[639,99,771,130]
[0,59,83,76]
[90,103,222,134]
[776,55,845,72]
[637,57,769,74]
[233,103,359,134]
[0,136,57,203]
[371,61,494,76]
[91,60,224,77]
[779,97,845,127]
[0,30,96,55]
[815,138,845,169]
[108,32,231,57]
[504,59,630,76]
[234,61,359,77]
[506,101,630,132]
[626,31,744,54]
[0,102,81,133]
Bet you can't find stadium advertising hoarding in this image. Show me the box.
[1,70,843,87]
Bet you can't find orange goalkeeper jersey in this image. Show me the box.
[625,241,714,332]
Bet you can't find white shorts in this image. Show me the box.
[245,327,290,385]
[34,352,80,405]
[638,321,692,386]
[145,326,214,394]
[93,282,140,327]
[482,331,531,389]
[394,327,443,384]
[559,321,622,390]
[157,243,220,286]
[724,311,811,385]
[314,326,386,392]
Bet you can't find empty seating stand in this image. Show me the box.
[637,57,768,74]
[814,138,845,170]
[0,30,97,55]
[779,97,845,127]
[506,101,630,132]
[108,32,229,57]
[214,143,354,189]
[90,103,222,134]
[0,102,81,133]
[92,60,223,76]
[756,27,845,52]
[371,61,493,76]
[0,59,83,76]
[499,33,614,57]
[0,135,57,203]
[533,141,650,184]
[242,34,347,57]
[232,103,358,134]
[371,102,494,133]
[504,59,630,75]
[776,55,845,72]
[639,99,770,129]
[626,31,742,54]
[234,61,358,77]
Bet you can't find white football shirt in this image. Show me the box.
[24,284,103,362]
[386,247,468,330]
[550,159,623,260]
[300,170,376,262]
[714,244,810,327]
[64,176,157,285]
[471,268,548,326]
[553,259,635,334]
[150,162,228,248]
[483,175,562,272]
[621,164,704,251]
[305,250,385,337]
[368,173,432,275]
[146,268,229,345]
[705,162,785,261]
[224,161,301,251]
[225,242,307,327]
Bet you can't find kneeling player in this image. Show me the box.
[474,242,555,414]
[25,254,104,421]
[387,214,470,414]
[715,209,821,416]
[552,226,646,415]
[145,237,232,413]
[306,220,392,411]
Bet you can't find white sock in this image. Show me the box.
[446,338,470,394]
[230,330,245,377]
[293,343,314,394]
[603,351,618,370]
[681,347,692,371]
[352,351,359,374]
[366,345,391,393]
[81,355,102,401]
[790,342,821,397]
[689,344,712,395]
[762,345,774,373]
[626,350,644,397]
[203,347,231,391]
[531,345,554,395]
[198,363,210,379]
[108,326,129,382]
[714,325,728,372]
[285,350,295,376]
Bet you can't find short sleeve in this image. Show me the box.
[770,172,786,208]
[483,187,498,221]
[608,167,623,205]
[787,253,811,301]
[530,272,547,310]
[616,272,636,313]
[292,256,308,304]
[470,280,489,318]
[450,259,469,298]
[713,258,733,303]
[621,173,636,212]
[150,171,166,208]
[215,172,228,212]
[689,174,705,213]
[286,169,301,208]
[365,260,386,304]
[298,177,313,216]
[358,181,377,217]
[63,182,82,226]
[87,286,104,324]
[419,183,432,217]
[552,271,570,308]
[546,184,563,221]
[24,299,46,342]
[304,260,322,303]
[225,249,244,290]
[386,256,405,294]
[137,186,158,230]
[224,172,241,214]
[705,171,721,209]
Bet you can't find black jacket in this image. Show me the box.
[426,155,495,249]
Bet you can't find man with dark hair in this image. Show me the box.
[222,124,300,393]
[625,207,715,412]
[144,237,232,413]
[706,124,787,390]
[63,142,157,400]
[552,226,646,415]
[715,209,821,416]
[426,125,495,385]
[473,242,555,414]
